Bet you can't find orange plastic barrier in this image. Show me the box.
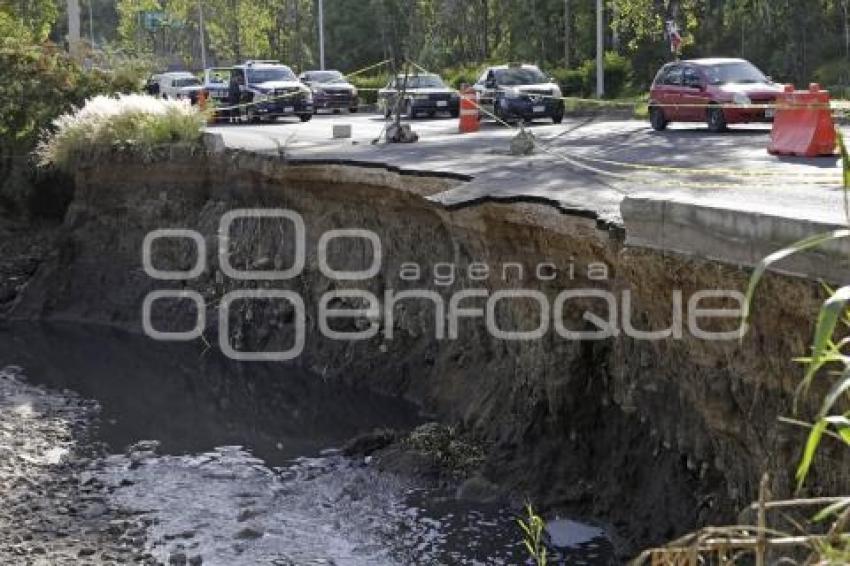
[768,83,836,157]
[458,87,479,133]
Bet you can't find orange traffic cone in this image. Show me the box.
[458,87,479,134]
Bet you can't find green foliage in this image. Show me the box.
[0,44,151,153]
[442,65,483,90]
[517,503,547,566]
[550,68,585,96]
[0,0,59,44]
[815,59,850,90]
[550,52,634,98]
[349,75,388,105]
[36,94,205,172]
[839,130,850,190]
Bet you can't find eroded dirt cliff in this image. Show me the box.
[8,148,849,551]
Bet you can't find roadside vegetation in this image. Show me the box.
[35,94,204,172]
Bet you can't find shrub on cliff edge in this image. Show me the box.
[36,94,205,172]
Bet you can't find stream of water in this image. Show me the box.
[0,321,616,565]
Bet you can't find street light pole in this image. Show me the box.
[596,0,605,98]
[564,0,570,68]
[198,0,207,70]
[318,0,325,70]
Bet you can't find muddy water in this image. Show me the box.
[0,322,615,565]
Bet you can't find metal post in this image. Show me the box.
[198,0,207,70]
[564,0,570,68]
[88,0,95,47]
[67,0,81,57]
[318,0,325,70]
[596,0,604,98]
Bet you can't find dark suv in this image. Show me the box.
[299,70,358,113]
[378,73,459,118]
[649,58,783,132]
[474,64,564,124]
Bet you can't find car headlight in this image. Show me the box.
[300,86,313,102]
[413,94,430,100]
[351,87,358,97]
[503,88,521,99]
[732,93,751,106]
[254,93,269,102]
[551,86,562,99]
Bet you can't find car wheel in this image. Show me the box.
[649,105,668,131]
[349,106,358,113]
[494,101,507,124]
[299,114,312,123]
[552,103,564,124]
[707,105,727,133]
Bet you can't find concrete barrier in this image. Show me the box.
[621,195,850,283]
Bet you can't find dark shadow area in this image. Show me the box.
[0,321,423,465]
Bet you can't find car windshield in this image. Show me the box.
[308,71,344,83]
[494,67,548,86]
[174,78,200,87]
[704,62,768,85]
[396,75,445,89]
[247,66,296,83]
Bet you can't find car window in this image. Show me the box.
[246,66,295,83]
[307,70,344,83]
[683,67,702,88]
[494,67,547,86]
[393,75,445,89]
[174,78,200,88]
[663,66,683,86]
[704,61,768,85]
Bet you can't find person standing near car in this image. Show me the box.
[227,73,242,123]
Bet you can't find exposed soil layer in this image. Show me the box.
[7,149,850,553]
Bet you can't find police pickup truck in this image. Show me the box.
[232,60,314,123]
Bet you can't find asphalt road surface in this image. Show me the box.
[208,112,848,227]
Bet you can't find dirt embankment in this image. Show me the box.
[7,149,848,551]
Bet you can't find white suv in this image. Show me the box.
[158,72,203,102]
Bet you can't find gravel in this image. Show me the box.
[0,365,154,565]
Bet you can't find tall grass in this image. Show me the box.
[36,94,205,172]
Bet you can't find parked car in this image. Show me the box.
[378,73,459,118]
[648,57,784,132]
[233,60,313,122]
[473,63,564,124]
[299,70,358,113]
[158,72,204,103]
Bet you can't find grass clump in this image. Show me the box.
[36,94,205,172]
[402,422,486,478]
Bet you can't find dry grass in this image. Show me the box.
[36,94,205,171]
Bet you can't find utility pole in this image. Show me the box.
[596,0,604,97]
[67,0,81,58]
[198,0,207,70]
[564,0,571,68]
[318,0,325,70]
[88,0,95,48]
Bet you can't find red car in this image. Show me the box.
[648,58,784,132]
